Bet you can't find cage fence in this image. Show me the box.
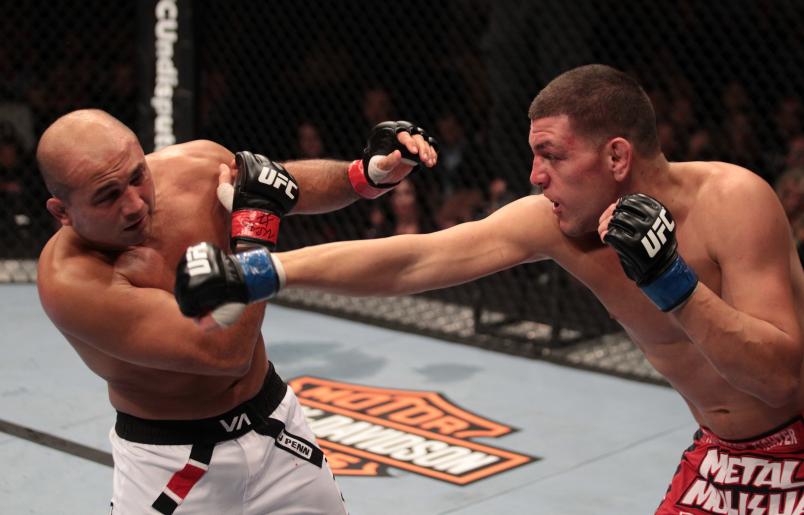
[3,0,803,385]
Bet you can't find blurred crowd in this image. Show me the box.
[0,7,137,259]
[1,75,803,264]
[272,83,804,268]
[0,2,802,267]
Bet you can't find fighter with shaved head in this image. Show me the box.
[35,108,437,514]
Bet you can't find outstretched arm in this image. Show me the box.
[280,159,354,213]
[173,195,559,328]
[218,122,438,216]
[279,195,552,296]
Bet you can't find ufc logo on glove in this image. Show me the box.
[185,243,212,277]
[258,166,297,200]
[640,208,675,258]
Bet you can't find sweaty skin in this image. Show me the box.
[278,115,804,439]
[36,109,437,420]
[38,136,271,419]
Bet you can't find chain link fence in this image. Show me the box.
[2,1,803,383]
[0,0,138,269]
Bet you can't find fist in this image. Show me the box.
[348,121,438,198]
[601,194,679,284]
[230,151,300,250]
[175,242,248,319]
[600,194,698,311]
[174,242,284,328]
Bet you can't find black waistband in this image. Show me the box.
[115,363,287,445]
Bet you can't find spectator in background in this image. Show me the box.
[795,213,804,267]
[0,42,37,154]
[665,76,696,145]
[362,179,433,238]
[721,81,752,119]
[362,86,396,129]
[390,179,422,235]
[389,179,431,235]
[431,111,499,229]
[646,89,670,124]
[775,165,804,268]
[106,62,137,129]
[363,204,389,240]
[434,112,470,194]
[0,122,46,257]
[198,68,231,137]
[295,121,326,159]
[785,134,804,170]
[686,128,718,162]
[775,97,803,149]
[720,112,764,179]
[485,177,516,214]
[435,189,484,230]
[656,121,681,161]
[0,122,24,197]
[669,96,696,143]
[775,166,803,226]
[766,96,804,178]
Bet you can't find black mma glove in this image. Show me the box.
[348,121,438,199]
[229,151,299,251]
[175,241,285,328]
[603,193,698,312]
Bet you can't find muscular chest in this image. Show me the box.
[118,186,229,291]
[559,229,721,344]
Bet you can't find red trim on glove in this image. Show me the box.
[348,160,392,199]
[231,210,280,246]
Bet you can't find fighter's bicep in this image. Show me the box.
[421,197,551,278]
[714,185,799,335]
[55,279,202,370]
[476,196,554,262]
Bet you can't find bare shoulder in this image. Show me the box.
[480,193,563,260]
[146,140,234,183]
[37,231,117,329]
[683,161,790,253]
[692,161,778,207]
[490,193,554,222]
[151,139,232,162]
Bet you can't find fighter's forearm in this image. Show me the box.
[673,284,801,407]
[280,230,492,297]
[282,160,357,215]
[279,224,517,298]
[280,236,426,296]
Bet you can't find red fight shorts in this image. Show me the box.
[657,417,804,514]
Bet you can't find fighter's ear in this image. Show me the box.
[46,197,71,226]
[606,137,632,182]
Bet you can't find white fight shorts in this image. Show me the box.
[109,363,347,514]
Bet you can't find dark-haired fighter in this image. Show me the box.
[180,65,804,514]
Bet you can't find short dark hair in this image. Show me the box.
[528,64,660,157]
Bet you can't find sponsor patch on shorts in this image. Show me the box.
[275,429,315,461]
[289,376,538,485]
[678,448,804,513]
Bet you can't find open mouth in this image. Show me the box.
[124,216,146,231]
